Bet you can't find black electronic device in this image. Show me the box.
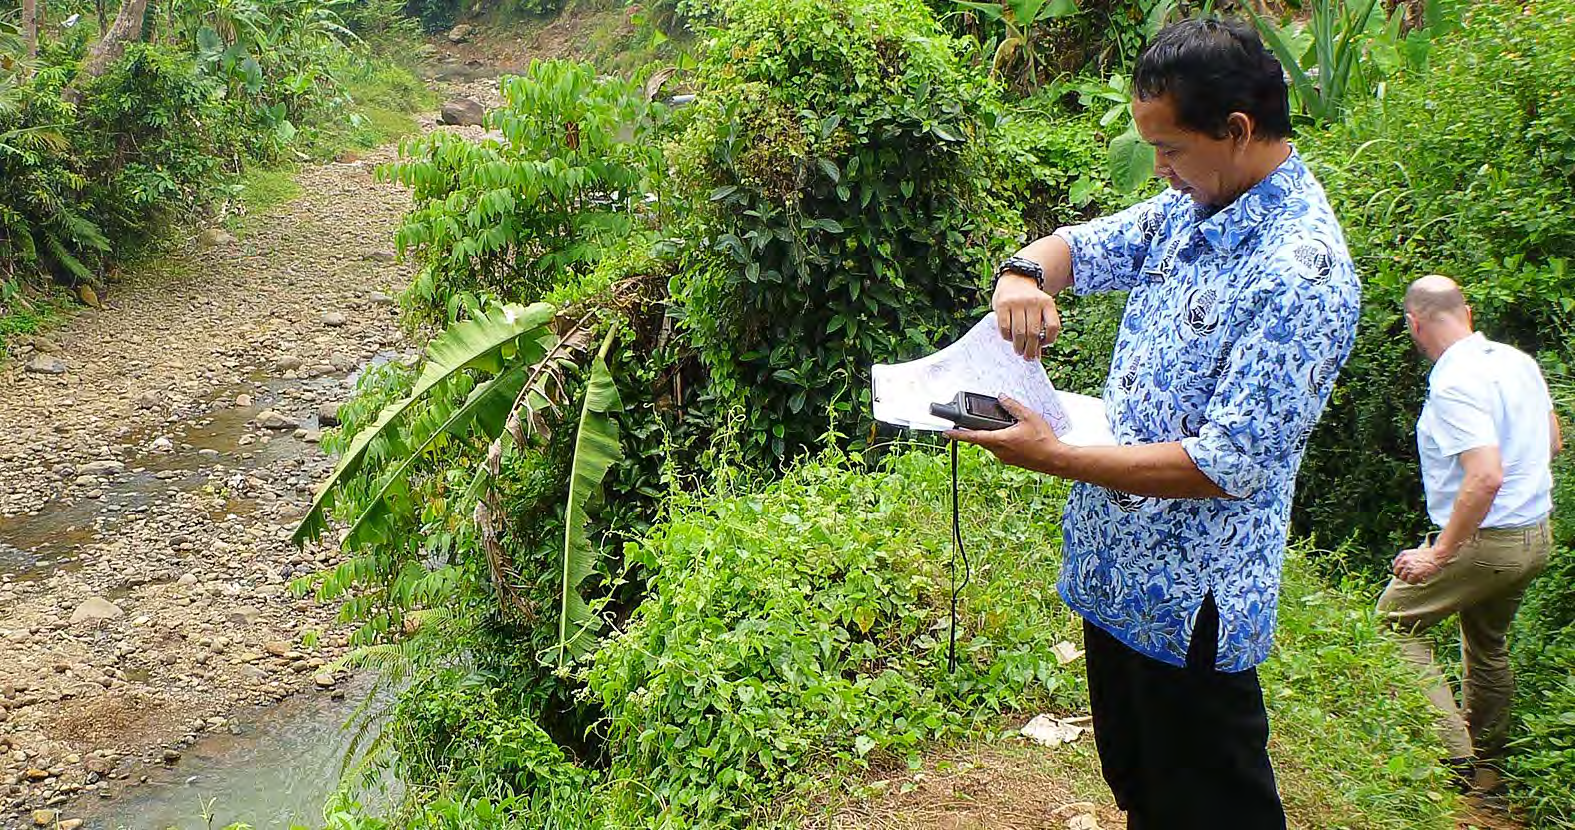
[929,391,1017,431]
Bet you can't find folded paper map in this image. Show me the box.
[872,313,1115,446]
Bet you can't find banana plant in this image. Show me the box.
[951,0,1079,91]
[1248,0,1382,125]
[550,328,623,666]
[292,301,558,548]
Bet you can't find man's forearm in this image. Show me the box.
[1006,233,1075,295]
[1434,474,1500,560]
[1031,440,1230,500]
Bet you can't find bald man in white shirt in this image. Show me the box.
[1380,274,1563,792]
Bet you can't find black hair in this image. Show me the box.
[1132,18,1293,141]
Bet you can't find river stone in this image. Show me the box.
[439,98,485,127]
[70,597,124,624]
[60,820,84,830]
[149,436,174,453]
[313,671,336,689]
[321,311,347,328]
[136,390,162,409]
[79,460,125,476]
[31,810,55,827]
[228,606,262,626]
[317,402,342,427]
[235,393,254,407]
[25,355,68,375]
[446,23,472,42]
[255,410,297,430]
[25,767,49,780]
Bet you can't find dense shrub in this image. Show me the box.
[1295,0,1575,563]
[666,0,1021,465]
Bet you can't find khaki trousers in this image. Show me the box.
[1376,521,1551,760]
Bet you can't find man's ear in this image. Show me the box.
[1226,112,1253,147]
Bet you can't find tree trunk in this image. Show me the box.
[21,0,38,67]
[96,0,108,35]
[76,0,151,83]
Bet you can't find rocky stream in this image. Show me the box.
[0,67,508,829]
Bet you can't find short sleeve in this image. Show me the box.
[1428,386,1500,457]
[1180,244,1360,498]
[1054,190,1178,296]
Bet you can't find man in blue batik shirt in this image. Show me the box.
[951,19,1360,830]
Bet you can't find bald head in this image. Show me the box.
[1405,274,1469,322]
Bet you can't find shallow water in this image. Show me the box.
[75,674,399,830]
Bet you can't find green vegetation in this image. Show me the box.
[313,449,1456,828]
[268,0,1575,826]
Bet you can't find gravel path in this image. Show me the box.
[0,128,440,828]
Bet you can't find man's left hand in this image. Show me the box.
[946,396,1065,474]
[1392,546,1444,585]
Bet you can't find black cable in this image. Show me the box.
[948,440,970,673]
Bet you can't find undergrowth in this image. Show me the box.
[328,447,1457,829]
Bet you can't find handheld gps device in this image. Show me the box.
[929,391,1017,431]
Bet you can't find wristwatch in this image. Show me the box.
[994,255,1045,291]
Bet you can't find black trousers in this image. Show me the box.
[1083,596,1286,830]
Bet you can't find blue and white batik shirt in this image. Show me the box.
[1054,150,1360,672]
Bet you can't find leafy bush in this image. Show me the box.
[667,0,1019,465]
[586,450,1082,824]
[384,59,662,323]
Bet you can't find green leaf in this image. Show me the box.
[1108,127,1155,194]
[854,734,876,756]
[292,303,555,547]
[554,329,625,665]
[340,365,530,549]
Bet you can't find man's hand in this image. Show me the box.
[1392,546,1446,585]
[993,275,1061,362]
[947,396,1066,474]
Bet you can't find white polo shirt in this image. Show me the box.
[1417,332,1554,528]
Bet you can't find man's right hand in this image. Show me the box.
[993,274,1061,361]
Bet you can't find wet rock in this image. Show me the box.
[149,436,174,453]
[161,748,182,765]
[70,597,123,624]
[446,23,473,43]
[228,606,263,626]
[276,356,303,371]
[198,228,237,248]
[60,820,84,830]
[235,393,254,407]
[439,98,485,127]
[321,311,348,328]
[369,290,396,306]
[313,671,336,689]
[79,460,125,476]
[31,809,55,826]
[136,390,162,410]
[25,355,68,375]
[317,402,342,427]
[255,410,298,430]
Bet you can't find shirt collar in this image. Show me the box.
[1430,331,1487,382]
[1194,149,1309,253]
